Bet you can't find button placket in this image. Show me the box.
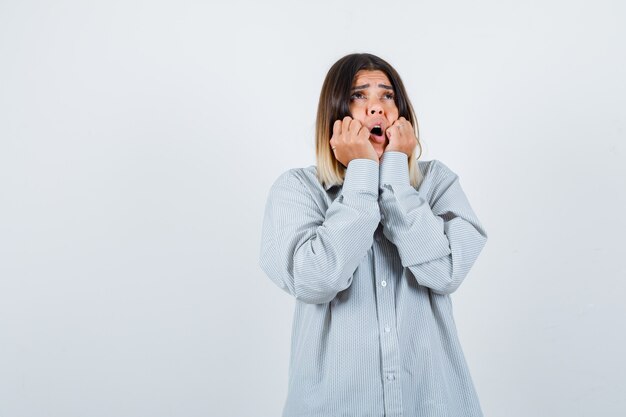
[371,239,402,414]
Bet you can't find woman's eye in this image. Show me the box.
[384,93,395,100]
[350,92,365,100]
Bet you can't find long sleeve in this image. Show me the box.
[378,151,488,294]
[259,159,381,304]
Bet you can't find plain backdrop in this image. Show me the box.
[1,0,625,416]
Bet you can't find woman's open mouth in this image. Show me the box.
[369,125,386,144]
[370,126,382,136]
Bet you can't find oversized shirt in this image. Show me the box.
[259,151,488,417]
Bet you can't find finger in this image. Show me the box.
[358,124,370,139]
[398,117,411,130]
[386,125,396,139]
[342,116,353,134]
[394,121,405,135]
[332,120,342,137]
[349,118,362,134]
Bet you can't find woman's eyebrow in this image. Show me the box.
[351,83,394,91]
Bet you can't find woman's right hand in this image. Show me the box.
[329,116,378,167]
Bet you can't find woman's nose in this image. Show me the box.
[368,101,383,115]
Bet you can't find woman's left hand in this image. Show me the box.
[384,117,417,157]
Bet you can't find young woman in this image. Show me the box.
[260,53,488,417]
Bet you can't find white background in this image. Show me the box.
[1,0,625,416]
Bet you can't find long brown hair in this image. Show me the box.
[316,53,423,188]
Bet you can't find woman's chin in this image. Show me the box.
[375,145,387,159]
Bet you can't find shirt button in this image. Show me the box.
[387,374,395,381]
[384,327,391,333]
[381,280,387,287]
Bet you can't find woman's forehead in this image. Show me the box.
[352,70,391,86]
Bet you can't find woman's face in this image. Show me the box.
[349,70,399,159]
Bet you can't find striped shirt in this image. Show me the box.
[259,151,488,417]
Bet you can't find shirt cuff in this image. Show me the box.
[343,158,379,194]
[380,151,410,187]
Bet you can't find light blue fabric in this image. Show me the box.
[260,151,488,417]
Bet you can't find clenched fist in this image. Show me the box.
[329,116,378,167]
[384,116,417,157]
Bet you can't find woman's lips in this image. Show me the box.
[369,125,386,144]
[369,132,387,144]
